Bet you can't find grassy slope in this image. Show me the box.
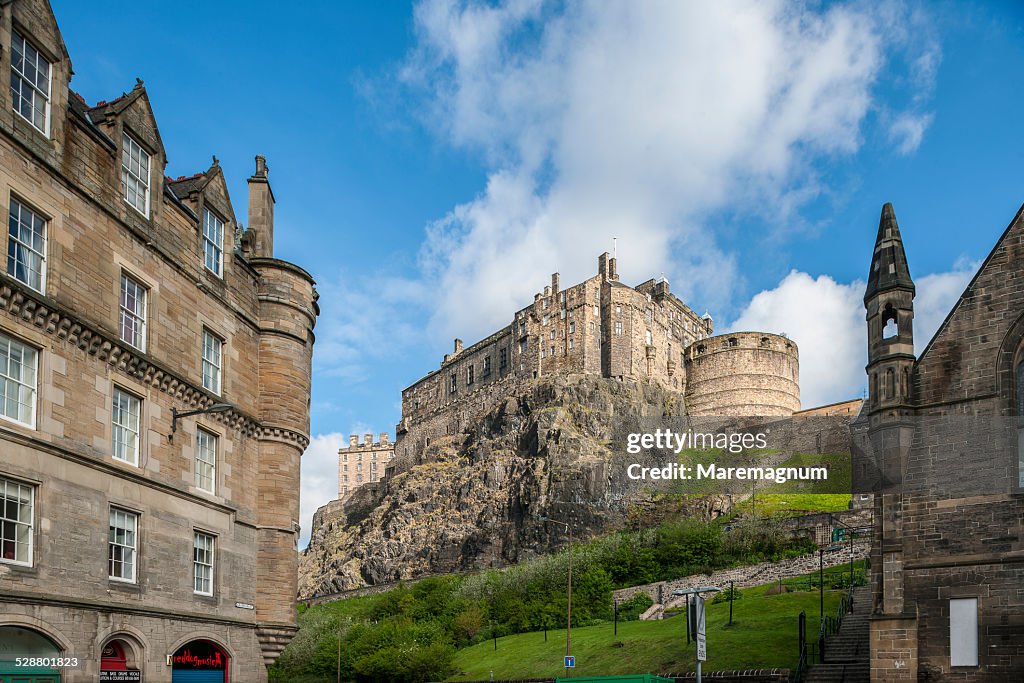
[448,565,862,680]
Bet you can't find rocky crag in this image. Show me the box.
[299,375,735,599]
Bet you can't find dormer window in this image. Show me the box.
[10,30,51,135]
[202,208,224,277]
[121,133,151,217]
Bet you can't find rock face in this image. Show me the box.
[299,375,729,599]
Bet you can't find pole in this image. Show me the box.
[729,581,734,626]
[850,533,855,588]
[819,549,824,627]
[685,594,690,645]
[566,522,573,678]
[614,599,618,636]
[336,626,342,683]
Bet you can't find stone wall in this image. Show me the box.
[613,541,870,611]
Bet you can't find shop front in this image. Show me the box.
[0,626,62,683]
[170,640,229,683]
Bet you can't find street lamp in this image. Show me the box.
[170,403,232,436]
[540,516,573,676]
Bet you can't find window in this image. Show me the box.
[201,330,222,394]
[569,322,575,335]
[549,345,555,356]
[560,309,566,319]
[7,199,46,291]
[499,348,508,370]
[949,598,978,666]
[593,305,599,318]
[615,305,622,314]
[108,508,138,582]
[119,273,147,351]
[543,315,549,326]
[615,321,623,336]
[519,339,527,354]
[121,133,151,216]
[467,365,474,385]
[0,331,36,427]
[569,338,574,349]
[483,356,491,376]
[111,388,141,465]
[0,477,33,566]
[195,428,217,493]
[202,208,224,277]
[342,453,348,463]
[450,372,457,393]
[193,532,214,596]
[646,330,653,345]
[543,299,548,309]
[10,30,51,134]
[646,309,653,324]
[550,330,555,340]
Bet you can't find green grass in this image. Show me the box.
[447,576,849,679]
[747,493,852,517]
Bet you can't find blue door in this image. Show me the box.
[171,671,224,683]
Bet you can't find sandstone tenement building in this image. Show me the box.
[392,252,800,467]
[860,202,1024,680]
[338,433,394,498]
[0,1,318,681]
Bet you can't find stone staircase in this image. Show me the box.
[805,586,870,683]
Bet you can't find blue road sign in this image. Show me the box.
[564,655,575,668]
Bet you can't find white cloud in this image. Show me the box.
[729,271,866,409]
[913,258,979,353]
[727,260,979,409]
[299,432,346,548]
[397,0,937,344]
[887,111,933,155]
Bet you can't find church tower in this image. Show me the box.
[865,202,916,412]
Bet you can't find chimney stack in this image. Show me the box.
[454,338,464,354]
[247,154,275,257]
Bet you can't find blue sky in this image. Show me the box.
[52,1,1024,543]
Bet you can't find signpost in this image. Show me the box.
[695,596,706,662]
[564,655,575,668]
[672,586,721,683]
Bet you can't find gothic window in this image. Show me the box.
[882,303,898,339]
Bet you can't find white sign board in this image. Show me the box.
[695,595,707,661]
[949,598,978,666]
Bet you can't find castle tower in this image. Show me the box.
[248,156,320,662]
[864,202,918,677]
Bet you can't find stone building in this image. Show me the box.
[393,253,799,467]
[860,203,1024,680]
[338,433,394,498]
[0,1,318,681]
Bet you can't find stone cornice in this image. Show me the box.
[0,278,310,450]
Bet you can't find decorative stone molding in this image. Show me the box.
[0,278,309,449]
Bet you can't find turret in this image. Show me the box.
[865,203,916,412]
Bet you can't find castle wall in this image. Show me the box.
[684,332,800,415]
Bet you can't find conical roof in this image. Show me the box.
[865,202,915,303]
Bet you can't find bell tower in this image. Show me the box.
[865,202,916,412]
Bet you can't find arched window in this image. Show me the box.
[1017,359,1024,487]
[882,303,899,339]
[886,368,895,399]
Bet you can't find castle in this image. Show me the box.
[384,252,800,473]
[0,1,317,681]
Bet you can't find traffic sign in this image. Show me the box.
[695,595,707,661]
[564,655,575,668]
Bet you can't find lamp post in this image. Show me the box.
[170,403,232,437]
[540,516,572,677]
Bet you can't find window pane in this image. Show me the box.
[9,31,50,134]
[119,274,147,350]
[121,134,150,215]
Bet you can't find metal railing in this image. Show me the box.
[793,579,859,682]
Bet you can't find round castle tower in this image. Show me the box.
[684,331,800,416]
